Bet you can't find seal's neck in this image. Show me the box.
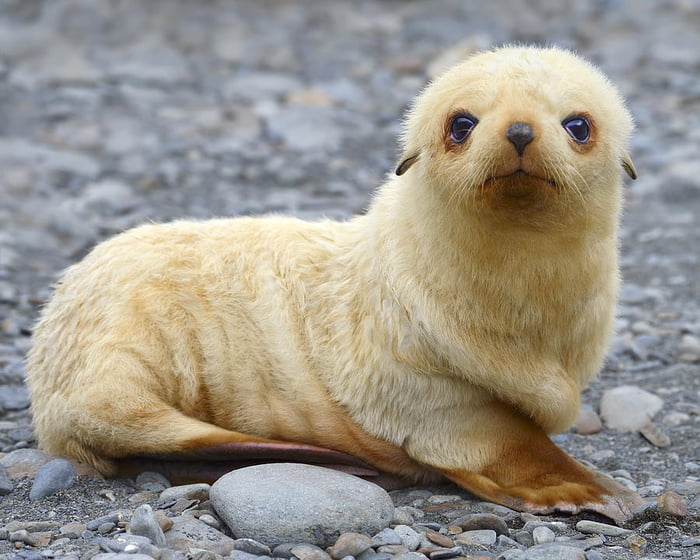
[362,172,619,294]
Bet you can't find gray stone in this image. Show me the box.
[639,422,671,447]
[0,465,13,495]
[426,494,461,504]
[393,525,422,551]
[87,513,124,531]
[672,480,700,495]
[600,385,664,431]
[99,534,162,557]
[520,520,568,534]
[500,544,586,560]
[198,513,222,530]
[223,71,302,101]
[392,507,418,524]
[427,546,461,560]
[532,526,556,544]
[663,412,691,426]
[497,535,526,550]
[164,514,235,555]
[575,520,633,537]
[573,404,603,435]
[160,483,211,503]
[513,530,533,547]
[129,504,166,547]
[678,334,700,362]
[29,458,76,499]
[392,554,428,560]
[291,543,331,560]
[210,463,394,548]
[371,528,403,547]
[264,107,343,151]
[135,471,171,492]
[377,545,409,555]
[454,529,497,546]
[233,538,272,556]
[357,551,391,560]
[231,551,269,560]
[454,513,509,536]
[0,139,100,177]
[328,533,372,559]
[0,385,30,411]
[92,555,157,560]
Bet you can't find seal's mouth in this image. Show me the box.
[480,170,559,213]
[486,170,557,189]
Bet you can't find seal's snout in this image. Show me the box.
[505,122,535,156]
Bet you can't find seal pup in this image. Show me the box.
[27,46,642,520]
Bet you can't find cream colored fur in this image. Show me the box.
[27,46,635,492]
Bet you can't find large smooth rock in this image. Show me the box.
[210,463,395,547]
[599,385,664,431]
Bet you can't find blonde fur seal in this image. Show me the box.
[27,46,641,518]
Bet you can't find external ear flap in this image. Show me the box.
[622,151,637,180]
[395,152,419,176]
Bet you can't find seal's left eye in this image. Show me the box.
[562,116,591,144]
[450,114,478,143]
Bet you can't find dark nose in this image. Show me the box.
[506,122,535,156]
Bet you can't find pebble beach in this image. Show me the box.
[0,1,699,559]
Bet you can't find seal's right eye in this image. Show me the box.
[450,114,478,143]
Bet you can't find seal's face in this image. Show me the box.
[397,47,636,229]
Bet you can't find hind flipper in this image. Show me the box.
[114,440,415,489]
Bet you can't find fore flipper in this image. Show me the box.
[434,404,645,522]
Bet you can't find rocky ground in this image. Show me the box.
[0,1,698,559]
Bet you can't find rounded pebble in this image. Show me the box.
[328,532,372,559]
[455,513,509,536]
[233,537,272,556]
[210,463,394,547]
[658,490,688,516]
[160,483,211,502]
[291,543,331,560]
[532,526,555,544]
[393,525,422,551]
[0,465,14,495]
[129,504,166,547]
[575,520,633,537]
[626,534,648,553]
[164,514,235,555]
[502,544,586,560]
[600,385,664,431]
[573,405,603,435]
[371,528,402,548]
[135,471,171,492]
[29,458,77,500]
[454,529,497,546]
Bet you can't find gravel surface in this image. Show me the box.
[0,1,699,559]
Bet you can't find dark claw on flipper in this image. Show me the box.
[114,441,412,489]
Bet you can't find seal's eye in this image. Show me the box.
[450,114,478,143]
[562,116,591,144]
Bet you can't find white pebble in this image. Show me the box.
[532,526,555,544]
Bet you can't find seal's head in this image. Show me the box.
[396,46,636,230]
